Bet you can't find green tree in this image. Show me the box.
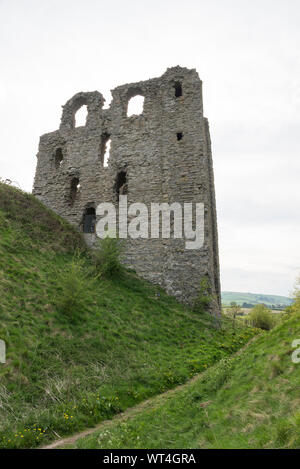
[228,301,242,328]
[249,304,274,330]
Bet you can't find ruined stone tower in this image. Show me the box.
[33,66,221,310]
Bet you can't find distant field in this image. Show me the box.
[222,291,293,308]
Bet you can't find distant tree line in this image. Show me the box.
[241,302,287,311]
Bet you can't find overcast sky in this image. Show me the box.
[1,0,299,296]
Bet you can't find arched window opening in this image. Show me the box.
[70,177,80,204]
[55,148,63,168]
[174,81,182,98]
[100,134,111,167]
[127,95,144,117]
[82,207,96,233]
[177,132,183,141]
[75,105,88,127]
[114,171,127,198]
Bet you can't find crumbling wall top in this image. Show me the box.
[60,91,104,131]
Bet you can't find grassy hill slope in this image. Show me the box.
[222,291,293,307]
[0,183,256,449]
[72,311,300,449]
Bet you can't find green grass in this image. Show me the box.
[0,183,257,449]
[71,311,300,449]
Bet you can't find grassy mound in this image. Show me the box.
[72,312,300,449]
[0,183,256,449]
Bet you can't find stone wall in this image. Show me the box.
[33,66,221,310]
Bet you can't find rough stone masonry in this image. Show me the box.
[33,66,221,310]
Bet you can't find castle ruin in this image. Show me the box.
[33,66,221,310]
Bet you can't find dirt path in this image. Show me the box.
[41,336,258,449]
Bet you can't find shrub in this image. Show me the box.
[54,253,93,322]
[249,304,274,330]
[227,301,243,328]
[92,236,124,277]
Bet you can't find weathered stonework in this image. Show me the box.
[33,66,221,310]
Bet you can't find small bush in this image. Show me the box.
[249,304,275,330]
[92,236,124,277]
[54,253,93,322]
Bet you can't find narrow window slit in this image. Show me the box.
[100,133,111,167]
[70,177,80,204]
[55,148,63,168]
[115,171,128,200]
[174,81,182,98]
